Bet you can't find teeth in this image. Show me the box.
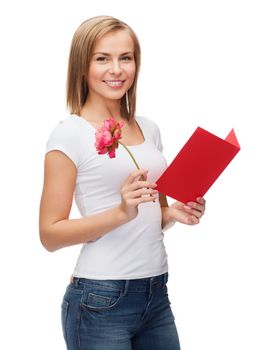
[106,81,123,86]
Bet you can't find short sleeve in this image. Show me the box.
[45,119,83,168]
[155,124,164,152]
[150,120,163,152]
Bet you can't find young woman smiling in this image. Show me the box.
[39,15,206,350]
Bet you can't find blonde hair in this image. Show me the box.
[66,15,141,120]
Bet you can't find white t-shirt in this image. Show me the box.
[46,114,168,279]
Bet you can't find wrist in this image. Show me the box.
[116,205,131,225]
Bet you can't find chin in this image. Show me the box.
[102,92,126,101]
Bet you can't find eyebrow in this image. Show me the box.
[93,51,134,56]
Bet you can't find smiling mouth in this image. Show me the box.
[103,80,125,87]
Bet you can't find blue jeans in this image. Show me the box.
[61,272,181,349]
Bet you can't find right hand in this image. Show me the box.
[118,169,159,221]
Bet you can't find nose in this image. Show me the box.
[109,59,122,75]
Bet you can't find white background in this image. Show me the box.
[0,0,269,349]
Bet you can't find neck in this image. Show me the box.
[80,94,123,122]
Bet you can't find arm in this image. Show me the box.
[39,151,157,252]
[39,151,129,252]
[159,193,176,231]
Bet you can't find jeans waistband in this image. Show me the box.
[71,272,168,294]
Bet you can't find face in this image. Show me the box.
[87,30,136,103]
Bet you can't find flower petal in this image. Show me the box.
[95,117,124,158]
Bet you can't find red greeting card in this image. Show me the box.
[156,127,240,204]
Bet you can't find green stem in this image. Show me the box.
[119,141,140,170]
[119,141,152,197]
[119,141,145,181]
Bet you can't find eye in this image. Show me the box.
[96,56,109,62]
[121,56,132,61]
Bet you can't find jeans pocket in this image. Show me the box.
[81,288,123,312]
[61,299,69,343]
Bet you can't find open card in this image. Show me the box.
[156,127,240,204]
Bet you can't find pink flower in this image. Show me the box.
[95,117,141,171]
[95,117,152,196]
[95,118,140,169]
[95,117,124,158]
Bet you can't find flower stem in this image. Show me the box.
[119,141,146,181]
[119,141,140,170]
[119,141,154,201]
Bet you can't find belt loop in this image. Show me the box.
[123,280,129,296]
[163,272,168,288]
[70,275,79,286]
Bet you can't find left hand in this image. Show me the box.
[168,197,206,225]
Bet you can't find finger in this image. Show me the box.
[123,169,149,186]
[172,208,200,225]
[140,172,147,181]
[188,215,200,225]
[186,201,205,214]
[127,180,157,192]
[127,194,159,206]
[196,197,206,205]
[128,188,159,199]
[184,205,204,218]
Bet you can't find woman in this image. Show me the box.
[39,15,205,350]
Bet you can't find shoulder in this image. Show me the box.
[47,115,85,141]
[46,115,87,168]
[135,115,161,134]
[50,114,81,132]
[46,115,88,154]
[135,115,163,151]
